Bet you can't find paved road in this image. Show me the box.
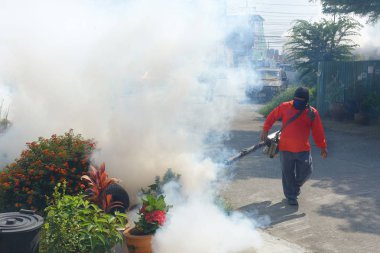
[222,102,380,253]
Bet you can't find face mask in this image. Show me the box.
[293,99,307,110]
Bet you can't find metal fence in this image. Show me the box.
[317,60,380,117]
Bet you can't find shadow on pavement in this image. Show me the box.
[238,200,306,227]
[311,175,380,235]
[318,197,380,234]
[309,130,380,235]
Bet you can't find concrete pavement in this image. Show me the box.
[222,102,380,253]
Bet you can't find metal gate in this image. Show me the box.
[317,60,380,117]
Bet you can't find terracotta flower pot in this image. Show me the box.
[123,229,153,253]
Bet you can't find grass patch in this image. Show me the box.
[258,86,316,117]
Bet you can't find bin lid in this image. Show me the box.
[0,209,44,234]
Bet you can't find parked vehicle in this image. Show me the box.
[246,68,288,101]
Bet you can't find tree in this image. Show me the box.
[285,17,362,85]
[318,0,380,23]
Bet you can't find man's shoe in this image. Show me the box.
[287,198,298,206]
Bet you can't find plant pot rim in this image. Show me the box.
[123,228,154,239]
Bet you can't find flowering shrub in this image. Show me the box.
[132,194,170,235]
[0,130,95,212]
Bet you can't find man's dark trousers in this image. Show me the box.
[279,151,313,200]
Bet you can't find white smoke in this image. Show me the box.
[355,45,380,60]
[0,0,245,190]
[149,178,262,253]
[153,196,262,253]
[354,20,380,60]
[0,0,263,252]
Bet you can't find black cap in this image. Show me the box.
[294,87,309,102]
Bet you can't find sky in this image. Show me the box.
[227,0,323,50]
[229,0,380,53]
[243,0,323,50]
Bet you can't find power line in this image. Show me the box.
[255,11,319,15]
[260,15,319,18]
[263,21,307,24]
[254,3,319,7]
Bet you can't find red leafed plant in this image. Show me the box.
[81,162,125,213]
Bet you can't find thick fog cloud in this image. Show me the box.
[0,1,265,252]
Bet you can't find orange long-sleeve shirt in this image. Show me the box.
[263,101,327,152]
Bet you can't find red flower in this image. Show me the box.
[144,210,166,226]
[139,205,147,214]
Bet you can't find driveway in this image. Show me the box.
[222,102,380,253]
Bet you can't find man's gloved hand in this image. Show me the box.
[260,131,268,141]
[320,148,328,159]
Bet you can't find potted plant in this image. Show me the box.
[39,182,127,253]
[354,90,380,125]
[123,193,170,253]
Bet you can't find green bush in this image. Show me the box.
[258,87,297,117]
[258,87,316,117]
[0,130,95,213]
[40,183,127,253]
[140,168,181,197]
[357,91,380,118]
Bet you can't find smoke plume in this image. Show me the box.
[153,195,262,253]
[355,22,380,60]
[0,0,263,252]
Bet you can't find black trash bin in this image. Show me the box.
[0,209,44,253]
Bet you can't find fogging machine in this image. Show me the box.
[225,131,280,165]
[225,108,309,164]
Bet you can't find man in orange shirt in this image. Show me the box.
[261,87,328,205]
